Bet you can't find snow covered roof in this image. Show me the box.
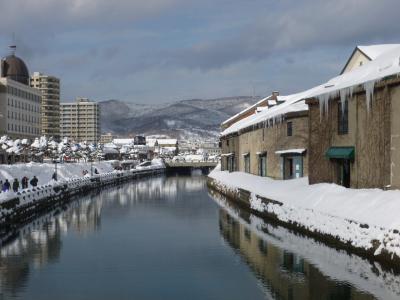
[103,142,118,149]
[221,88,316,137]
[113,138,134,145]
[307,45,400,108]
[157,139,177,145]
[221,96,271,126]
[340,44,400,75]
[358,44,400,60]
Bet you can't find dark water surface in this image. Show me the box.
[0,175,399,300]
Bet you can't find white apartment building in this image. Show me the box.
[60,97,100,144]
[0,54,42,139]
[30,72,60,139]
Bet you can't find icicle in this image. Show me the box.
[349,85,354,99]
[339,89,347,118]
[318,93,331,121]
[318,94,325,121]
[364,80,376,113]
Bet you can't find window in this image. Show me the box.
[287,122,293,136]
[244,229,251,241]
[244,154,250,173]
[258,239,268,255]
[259,154,267,177]
[338,101,349,135]
[226,139,229,146]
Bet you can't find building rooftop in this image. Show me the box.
[0,54,30,85]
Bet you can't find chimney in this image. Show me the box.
[272,91,279,99]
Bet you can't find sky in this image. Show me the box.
[0,0,399,104]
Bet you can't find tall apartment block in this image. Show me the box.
[60,97,100,144]
[30,72,60,139]
[0,53,42,139]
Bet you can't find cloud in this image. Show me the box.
[164,0,400,70]
[0,0,399,103]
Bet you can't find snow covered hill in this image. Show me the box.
[99,96,259,139]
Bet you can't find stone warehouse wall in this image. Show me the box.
[237,113,309,179]
[390,85,400,188]
[220,134,239,171]
[308,84,393,188]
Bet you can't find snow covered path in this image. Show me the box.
[209,166,400,262]
[0,160,165,218]
[0,161,114,186]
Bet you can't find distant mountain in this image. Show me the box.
[99,96,260,140]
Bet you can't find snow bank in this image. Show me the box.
[0,161,114,185]
[0,161,166,225]
[209,167,400,259]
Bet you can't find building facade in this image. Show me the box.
[221,109,309,180]
[306,79,399,189]
[60,97,100,144]
[305,45,400,189]
[30,72,60,139]
[0,54,41,140]
[100,133,116,144]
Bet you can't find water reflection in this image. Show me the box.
[0,175,208,300]
[2,175,399,300]
[211,189,400,300]
[0,194,102,299]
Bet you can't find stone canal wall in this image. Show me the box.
[0,167,165,242]
[207,176,400,270]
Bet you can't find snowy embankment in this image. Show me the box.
[209,165,400,263]
[0,161,114,185]
[0,159,165,227]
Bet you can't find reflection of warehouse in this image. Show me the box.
[218,210,374,300]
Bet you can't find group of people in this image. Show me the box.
[0,176,39,193]
[82,168,99,176]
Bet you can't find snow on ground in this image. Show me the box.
[0,161,114,185]
[209,165,400,259]
[0,159,165,216]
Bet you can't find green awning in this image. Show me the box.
[325,147,355,160]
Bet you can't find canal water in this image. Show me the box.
[0,174,399,300]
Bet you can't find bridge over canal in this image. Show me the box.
[165,161,218,174]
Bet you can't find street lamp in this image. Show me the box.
[90,159,93,176]
[53,159,58,181]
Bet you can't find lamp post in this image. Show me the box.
[53,159,58,181]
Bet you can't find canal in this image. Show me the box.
[0,174,399,300]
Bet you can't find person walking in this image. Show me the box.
[52,172,57,181]
[30,176,38,187]
[12,178,19,192]
[22,176,28,189]
[3,179,10,192]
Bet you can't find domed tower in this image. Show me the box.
[1,50,30,85]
